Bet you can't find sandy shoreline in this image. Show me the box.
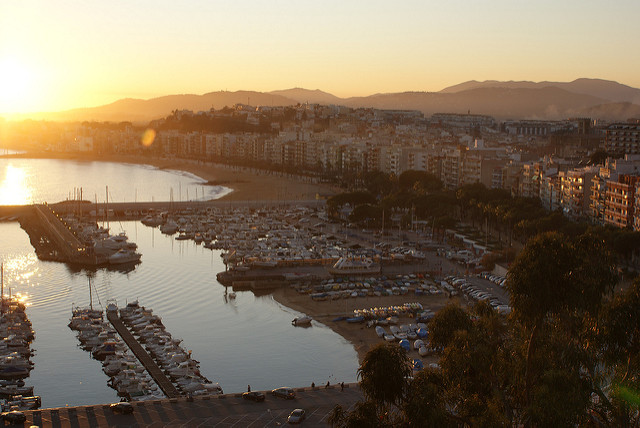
[270,285,454,364]
[4,152,337,202]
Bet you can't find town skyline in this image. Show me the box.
[2,0,640,115]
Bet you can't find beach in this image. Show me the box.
[6,152,337,202]
[271,285,456,364]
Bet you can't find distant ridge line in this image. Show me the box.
[5,78,640,122]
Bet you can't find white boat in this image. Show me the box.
[141,215,163,227]
[375,326,386,337]
[292,316,312,326]
[327,257,381,276]
[109,249,142,265]
[160,220,179,235]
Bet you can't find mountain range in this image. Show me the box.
[13,78,640,123]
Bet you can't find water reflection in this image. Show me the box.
[0,164,31,205]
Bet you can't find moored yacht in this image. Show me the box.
[108,249,142,265]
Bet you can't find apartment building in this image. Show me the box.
[540,174,562,211]
[561,167,597,219]
[605,123,640,155]
[604,174,640,229]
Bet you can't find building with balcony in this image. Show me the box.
[604,175,640,229]
[605,123,640,155]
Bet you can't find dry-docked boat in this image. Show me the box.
[327,257,381,276]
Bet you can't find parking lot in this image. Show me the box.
[21,384,363,427]
[446,273,512,312]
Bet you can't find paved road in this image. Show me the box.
[21,385,362,427]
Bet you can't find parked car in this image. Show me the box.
[1,410,26,424]
[110,401,134,414]
[288,408,306,424]
[272,387,296,399]
[242,391,266,402]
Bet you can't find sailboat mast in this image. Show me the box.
[89,277,93,311]
[106,186,109,229]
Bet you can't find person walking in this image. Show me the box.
[247,384,251,392]
[325,381,330,389]
[341,382,344,391]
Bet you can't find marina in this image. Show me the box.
[0,288,40,412]
[0,210,359,408]
[0,157,462,409]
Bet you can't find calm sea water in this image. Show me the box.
[0,159,358,408]
[0,157,231,205]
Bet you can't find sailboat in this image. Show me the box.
[70,277,103,322]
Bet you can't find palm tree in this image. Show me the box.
[357,343,411,414]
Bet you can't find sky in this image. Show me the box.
[1,0,640,115]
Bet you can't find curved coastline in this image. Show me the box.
[1,151,336,202]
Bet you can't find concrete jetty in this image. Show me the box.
[106,310,180,398]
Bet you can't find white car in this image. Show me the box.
[288,408,306,424]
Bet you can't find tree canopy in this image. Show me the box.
[334,231,638,427]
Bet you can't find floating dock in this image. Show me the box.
[106,310,179,399]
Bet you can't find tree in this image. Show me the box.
[363,171,394,196]
[428,304,472,349]
[403,369,455,427]
[357,343,410,412]
[593,280,640,426]
[398,170,442,194]
[506,231,617,405]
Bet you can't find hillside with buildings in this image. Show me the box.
[6,102,640,235]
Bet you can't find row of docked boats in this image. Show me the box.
[57,213,142,266]
[118,301,223,397]
[0,296,40,411]
[68,304,164,402]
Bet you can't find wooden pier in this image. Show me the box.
[106,310,180,399]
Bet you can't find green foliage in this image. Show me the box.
[363,171,394,196]
[597,279,640,390]
[336,219,637,426]
[428,303,472,349]
[341,401,390,427]
[507,231,616,327]
[348,204,382,225]
[526,369,591,427]
[357,343,411,409]
[403,369,455,427]
[327,192,376,209]
[398,170,442,193]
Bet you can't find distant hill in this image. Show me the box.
[339,87,610,120]
[269,88,343,105]
[17,91,298,123]
[440,78,640,104]
[10,79,640,123]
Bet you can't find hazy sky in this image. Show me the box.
[1,0,639,114]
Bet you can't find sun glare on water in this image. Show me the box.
[0,165,32,205]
